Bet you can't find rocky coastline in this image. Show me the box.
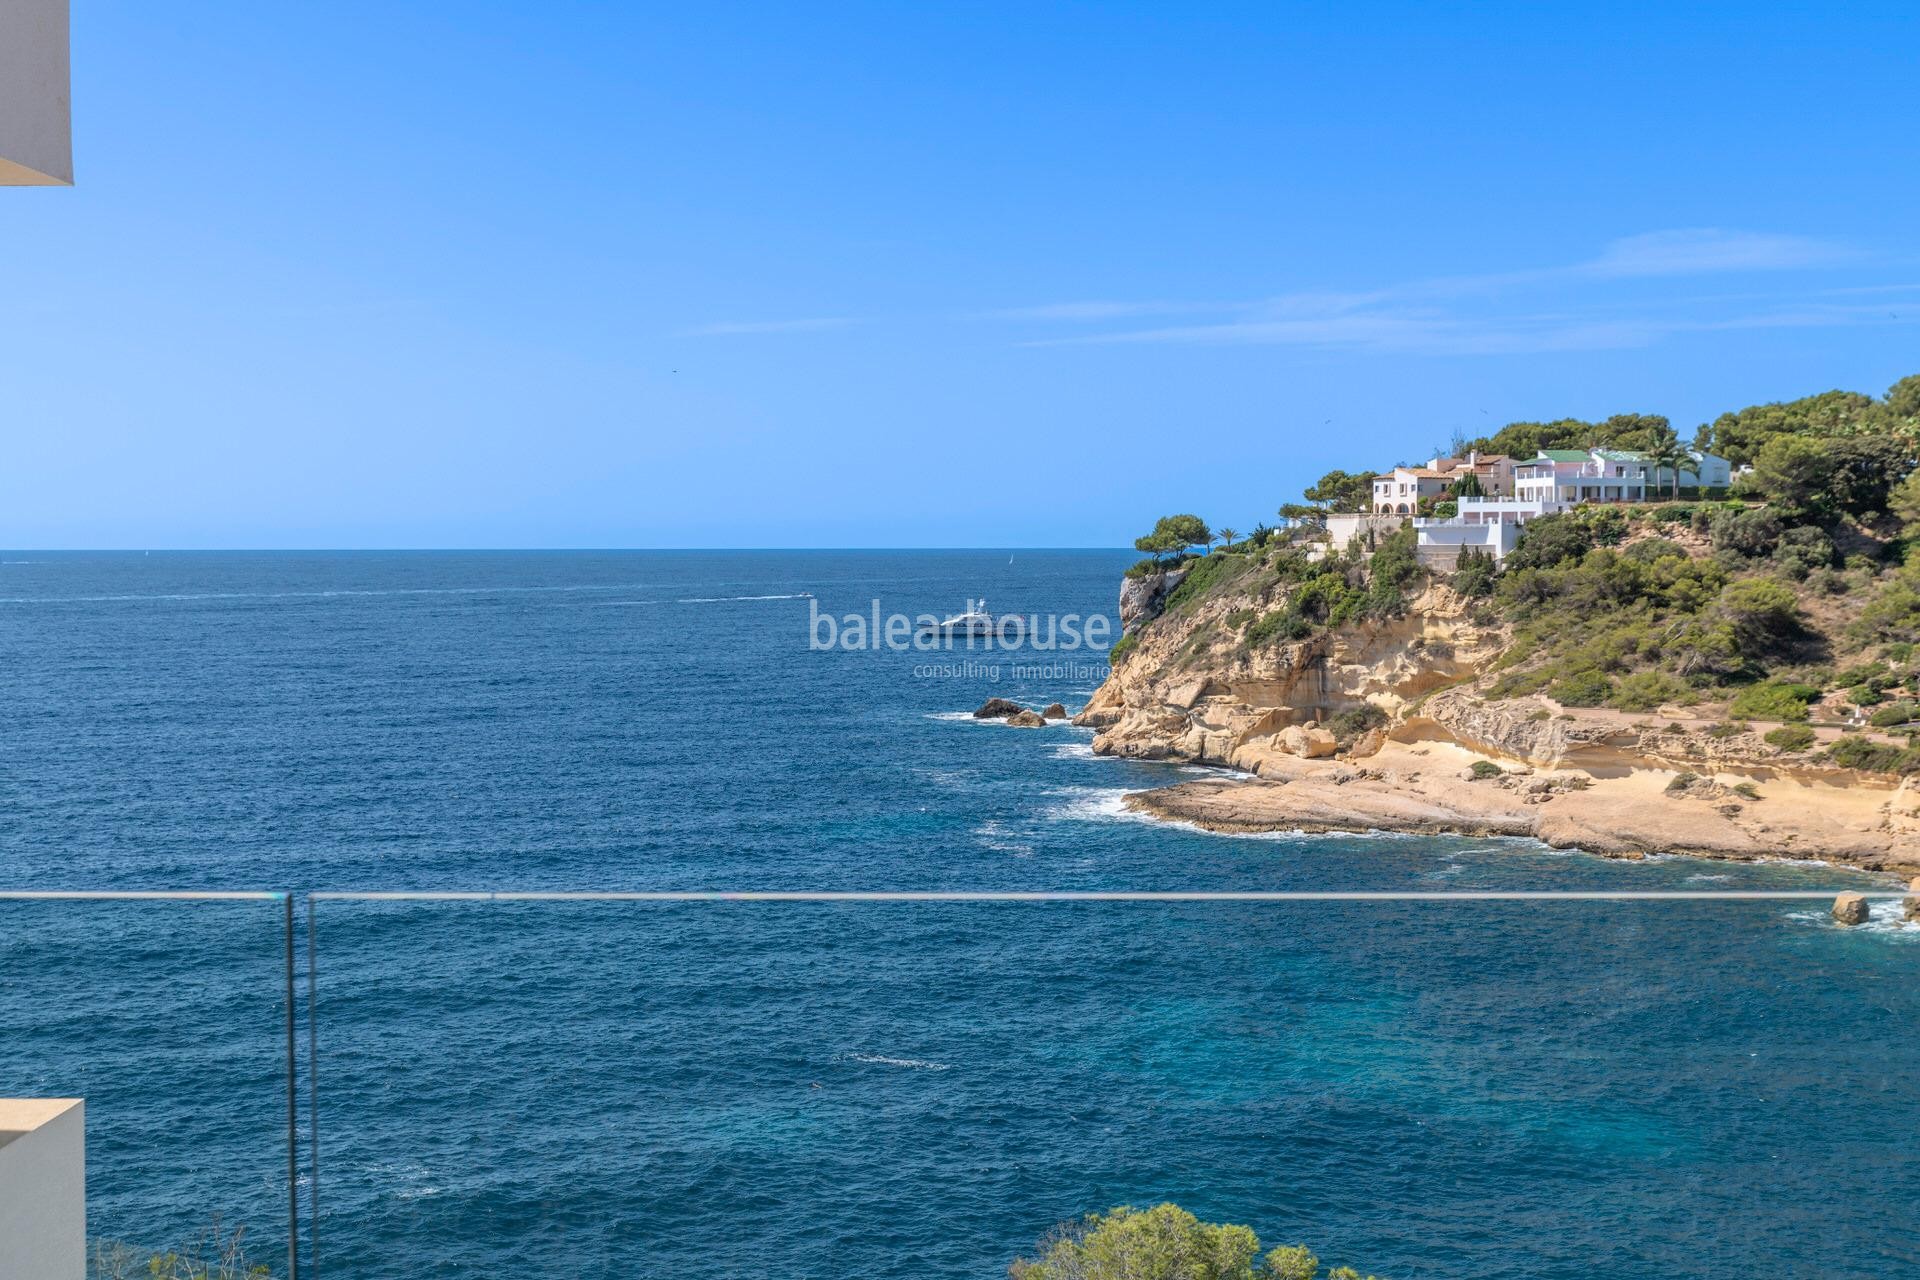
[1077,569,1920,875]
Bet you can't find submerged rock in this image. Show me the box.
[1832,892,1870,926]
[973,697,1024,719]
[1005,710,1047,728]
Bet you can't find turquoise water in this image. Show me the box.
[2,551,1917,1277]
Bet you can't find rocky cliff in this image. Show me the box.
[1080,573,1504,774]
[1077,556,1919,869]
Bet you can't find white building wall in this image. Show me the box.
[1413,519,1521,569]
[0,0,72,185]
[0,1099,86,1280]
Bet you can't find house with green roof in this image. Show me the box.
[1512,446,1730,504]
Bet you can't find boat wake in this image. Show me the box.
[846,1052,953,1071]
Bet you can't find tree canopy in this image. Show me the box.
[1134,513,1213,560]
[1300,470,1374,513]
[1692,380,1920,465]
[1010,1203,1382,1280]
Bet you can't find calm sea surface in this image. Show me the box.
[2,551,1917,1278]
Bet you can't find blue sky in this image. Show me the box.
[3,1,1917,548]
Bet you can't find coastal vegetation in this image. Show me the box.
[1010,1203,1383,1280]
[91,1223,269,1279]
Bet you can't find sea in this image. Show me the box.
[1,550,1917,1279]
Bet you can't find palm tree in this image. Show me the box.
[1218,526,1240,551]
[1647,428,1690,501]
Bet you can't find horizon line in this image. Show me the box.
[0,545,1146,554]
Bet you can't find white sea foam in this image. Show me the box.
[1047,740,1098,761]
[847,1052,952,1071]
[1044,785,1323,840]
[590,592,814,606]
[972,819,1036,857]
[914,766,976,790]
[1785,898,1918,938]
[365,1160,444,1199]
[1041,786,1152,824]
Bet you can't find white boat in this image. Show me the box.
[920,598,1021,638]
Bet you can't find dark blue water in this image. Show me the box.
[3,552,1918,1278]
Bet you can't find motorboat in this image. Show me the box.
[919,598,1020,638]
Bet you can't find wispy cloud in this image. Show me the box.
[680,317,857,337]
[986,300,1220,321]
[1577,229,1856,278]
[1004,229,1887,354]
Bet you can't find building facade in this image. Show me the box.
[1371,452,1515,513]
[0,0,72,185]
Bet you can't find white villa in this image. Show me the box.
[1371,452,1515,514]
[1413,446,1730,568]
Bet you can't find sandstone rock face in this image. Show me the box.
[1042,703,1068,719]
[1832,892,1870,926]
[974,697,1024,719]
[1118,566,1190,634]
[1005,710,1047,728]
[1349,726,1388,759]
[1279,725,1339,758]
[1081,579,1503,770]
[1905,877,1920,922]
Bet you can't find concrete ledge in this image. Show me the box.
[0,0,73,185]
[0,1098,86,1280]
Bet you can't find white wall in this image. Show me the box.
[0,0,72,184]
[0,1099,86,1280]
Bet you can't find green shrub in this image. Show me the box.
[1224,608,1255,630]
[1706,720,1749,739]
[91,1223,270,1280]
[1608,671,1688,712]
[1548,669,1614,707]
[1709,506,1783,558]
[1452,546,1498,598]
[1469,760,1503,779]
[1107,634,1138,665]
[1837,661,1892,689]
[1008,1202,1370,1280]
[1869,701,1919,728]
[1828,735,1920,773]
[1507,512,1597,571]
[1123,557,1189,580]
[1325,704,1388,745]
[1624,537,1689,563]
[1765,724,1816,751]
[1162,551,1246,613]
[1772,526,1836,580]
[1246,609,1311,647]
[1727,681,1818,721]
[1733,782,1763,800]
[1666,771,1699,793]
[1848,684,1885,707]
